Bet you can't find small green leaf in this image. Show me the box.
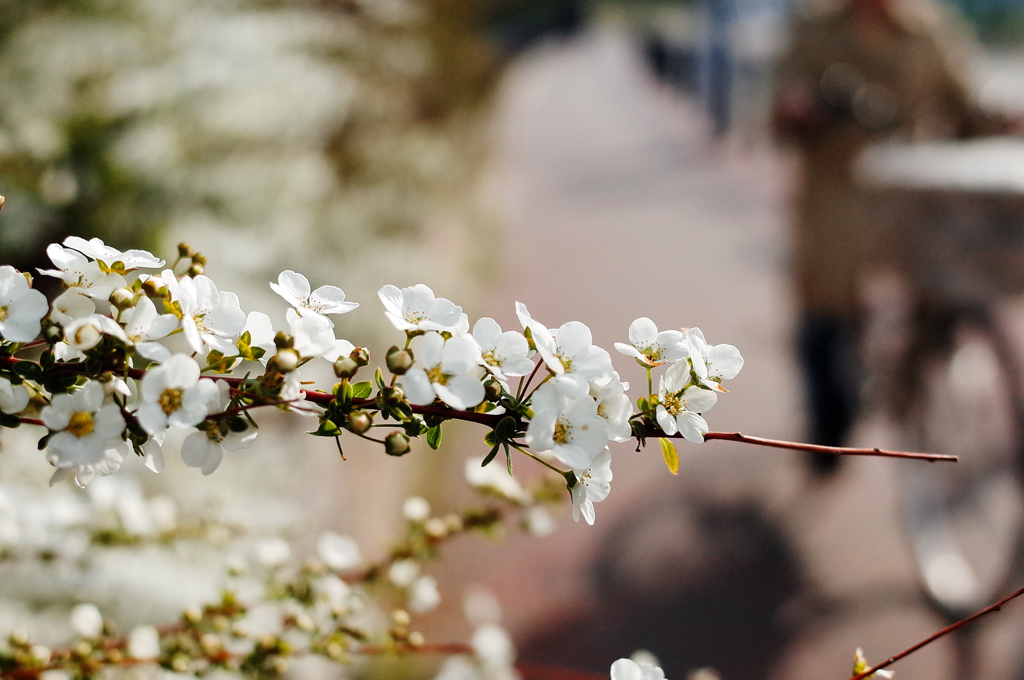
[481,443,501,467]
[427,424,442,450]
[637,397,650,413]
[0,412,20,429]
[374,368,386,391]
[12,361,42,382]
[659,437,679,475]
[350,381,373,400]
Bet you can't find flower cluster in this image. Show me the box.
[0,237,744,533]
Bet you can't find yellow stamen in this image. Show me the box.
[159,388,184,414]
[67,412,94,438]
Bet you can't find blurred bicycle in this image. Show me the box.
[860,139,1024,677]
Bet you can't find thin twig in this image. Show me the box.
[701,431,958,463]
[847,585,1024,680]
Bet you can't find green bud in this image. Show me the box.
[273,331,292,351]
[42,324,63,344]
[384,431,412,456]
[177,242,195,258]
[333,356,359,379]
[386,348,414,375]
[348,411,373,434]
[187,263,205,277]
[109,287,134,310]
[350,347,370,367]
[382,385,405,405]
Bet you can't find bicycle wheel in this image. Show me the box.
[900,311,1024,620]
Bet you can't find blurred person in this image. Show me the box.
[772,0,1005,473]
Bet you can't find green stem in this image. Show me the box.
[510,443,568,475]
[646,366,653,402]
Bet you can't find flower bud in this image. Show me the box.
[187,263,204,277]
[333,357,359,379]
[386,348,414,375]
[64,317,103,351]
[484,379,502,402]
[43,324,63,344]
[141,279,163,298]
[347,411,373,434]
[391,610,411,627]
[109,287,134,309]
[350,347,370,367]
[384,431,412,456]
[177,243,194,258]
[382,386,405,405]
[273,348,300,372]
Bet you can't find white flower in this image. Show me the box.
[592,377,632,443]
[38,245,126,300]
[256,537,291,567]
[614,318,686,367]
[63,236,164,270]
[0,377,29,414]
[287,308,354,361]
[137,354,218,434]
[122,295,178,347]
[0,266,48,343]
[48,447,125,488]
[389,559,420,587]
[526,380,609,469]
[409,574,441,612]
[853,648,893,680]
[403,496,431,521]
[571,448,612,525]
[471,624,515,674]
[685,328,744,391]
[179,382,256,475]
[271,270,358,322]
[472,317,534,383]
[525,506,556,536]
[610,658,666,680]
[655,362,718,443]
[170,273,246,355]
[515,304,612,387]
[379,284,468,334]
[465,457,529,503]
[243,311,276,363]
[49,289,95,326]
[128,625,161,660]
[402,332,485,410]
[70,603,103,638]
[317,532,362,571]
[42,381,128,469]
[63,314,129,352]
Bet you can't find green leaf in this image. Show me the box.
[494,415,516,442]
[637,396,650,413]
[0,412,20,429]
[481,443,501,467]
[350,381,373,400]
[426,424,442,450]
[374,368,386,391]
[659,437,679,475]
[12,361,42,382]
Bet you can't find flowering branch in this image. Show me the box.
[848,585,1024,680]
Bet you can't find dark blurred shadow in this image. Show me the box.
[519,491,805,680]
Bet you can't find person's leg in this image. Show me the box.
[798,314,860,473]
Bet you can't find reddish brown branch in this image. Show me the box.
[702,431,958,463]
[847,585,1024,680]
[1,356,955,462]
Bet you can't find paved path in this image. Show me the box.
[437,24,1024,680]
